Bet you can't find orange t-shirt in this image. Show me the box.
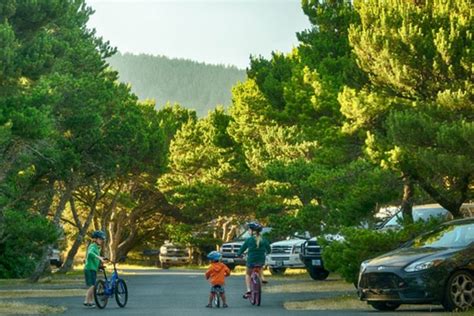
[205,262,230,286]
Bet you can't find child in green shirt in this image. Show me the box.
[84,230,107,307]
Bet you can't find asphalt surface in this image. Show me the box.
[11,269,455,316]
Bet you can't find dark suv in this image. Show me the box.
[300,237,330,280]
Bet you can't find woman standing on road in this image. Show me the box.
[237,221,271,298]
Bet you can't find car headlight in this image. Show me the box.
[404,259,444,272]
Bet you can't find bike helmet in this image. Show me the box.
[92,230,106,240]
[207,251,222,261]
[247,221,263,232]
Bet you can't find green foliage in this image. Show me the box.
[108,53,246,117]
[165,223,219,249]
[267,204,323,240]
[159,107,255,224]
[156,103,197,155]
[0,210,58,278]
[341,0,474,216]
[322,219,442,284]
[0,0,172,277]
[229,1,399,233]
[311,159,402,226]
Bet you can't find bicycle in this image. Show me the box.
[248,265,262,306]
[93,261,128,309]
[210,285,223,308]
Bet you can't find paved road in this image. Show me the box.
[17,270,452,315]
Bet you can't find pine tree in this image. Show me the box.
[340,0,473,217]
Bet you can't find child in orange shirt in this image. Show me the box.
[205,251,230,308]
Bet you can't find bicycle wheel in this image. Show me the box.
[250,273,261,306]
[115,279,128,308]
[94,280,108,309]
[212,292,220,308]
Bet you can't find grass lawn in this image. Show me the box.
[266,277,353,293]
[0,301,65,315]
[284,294,365,310]
[0,289,83,299]
[0,274,83,288]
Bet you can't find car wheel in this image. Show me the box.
[442,270,474,311]
[160,262,169,269]
[307,267,329,280]
[369,302,401,311]
[269,267,286,275]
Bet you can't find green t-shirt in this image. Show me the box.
[84,242,101,271]
[237,236,271,266]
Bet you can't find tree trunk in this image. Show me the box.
[29,182,73,282]
[410,171,465,218]
[58,204,95,273]
[39,179,55,217]
[224,224,238,242]
[107,211,124,262]
[115,229,138,262]
[400,174,414,224]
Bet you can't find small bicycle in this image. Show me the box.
[93,261,128,309]
[248,266,262,306]
[210,285,223,308]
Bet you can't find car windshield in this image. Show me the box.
[412,222,474,248]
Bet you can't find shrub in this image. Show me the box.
[321,220,441,284]
[0,210,58,279]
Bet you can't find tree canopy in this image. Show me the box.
[0,0,472,279]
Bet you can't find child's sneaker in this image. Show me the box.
[223,304,228,308]
[205,304,212,308]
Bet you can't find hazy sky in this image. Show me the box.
[86,0,311,69]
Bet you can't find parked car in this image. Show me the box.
[48,248,63,268]
[300,233,344,280]
[378,203,474,231]
[300,237,329,280]
[266,235,309,275]
[358,218,474,312]
[220,227,272,270]
[378,204,452,230]
[142,249,160,266]
[159,241,191,269]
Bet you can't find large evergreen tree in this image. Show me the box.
[227,0,401,233]
[340,0,473,218]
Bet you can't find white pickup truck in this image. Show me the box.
[159,241,191,269]
[266,237,306,275]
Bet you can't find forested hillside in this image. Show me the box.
[108,53,246,116]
